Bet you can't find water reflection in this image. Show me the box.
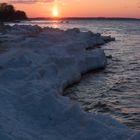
[63,20,140,130]
[52,23,59,28]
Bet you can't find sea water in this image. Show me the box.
[18,19,140,130]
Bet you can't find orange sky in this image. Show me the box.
[4,0,140,18]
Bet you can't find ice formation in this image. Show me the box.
[0,25,139,140]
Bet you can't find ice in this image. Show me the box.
[0,25,139,140]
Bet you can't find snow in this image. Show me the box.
[0,25,139,140]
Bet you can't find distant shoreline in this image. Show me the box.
[29,17,140,21]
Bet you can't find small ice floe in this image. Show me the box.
[102,35,115,43]
[106,55,113,59]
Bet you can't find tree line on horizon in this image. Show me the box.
[0,3,27,22]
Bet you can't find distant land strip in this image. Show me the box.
[29,17,140,21]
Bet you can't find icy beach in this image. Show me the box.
[0,25,139,140]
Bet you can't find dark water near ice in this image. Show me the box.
[20,19,140,130]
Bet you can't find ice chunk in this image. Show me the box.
[0,25,139,140]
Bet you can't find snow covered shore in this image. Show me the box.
[0,25,139,140]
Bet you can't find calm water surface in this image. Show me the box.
[21,19,140,130]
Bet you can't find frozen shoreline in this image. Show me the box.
[0,25,139,140]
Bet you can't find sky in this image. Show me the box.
[1,0,140,18]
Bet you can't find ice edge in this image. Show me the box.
[0,25,139,140]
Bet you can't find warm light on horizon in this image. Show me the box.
[52,6,59,17]
[12,0,140,18]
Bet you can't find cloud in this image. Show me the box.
[4,0,54,4]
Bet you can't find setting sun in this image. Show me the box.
[0,0,140,139]
[13,0,140,18]
[52,6,59,17]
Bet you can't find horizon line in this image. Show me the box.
[28,17,140,20]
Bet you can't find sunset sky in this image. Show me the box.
[2,0,140,18]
